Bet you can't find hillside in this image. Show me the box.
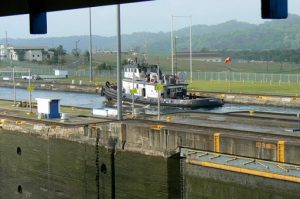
[2,14,300,52]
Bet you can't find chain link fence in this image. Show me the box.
[190,71,300,84]
[1,61,300,84]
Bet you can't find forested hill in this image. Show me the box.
[2,14,300,52]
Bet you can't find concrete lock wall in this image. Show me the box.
[108,122,300,164]
[2,118,300,164]
[0,128,181,199]
[1,118,300,198]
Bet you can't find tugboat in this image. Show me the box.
[101,63,224,108]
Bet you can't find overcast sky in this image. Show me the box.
[0,0,300,39]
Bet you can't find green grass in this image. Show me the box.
[3,52,300,96]
[93,53,300,74]
[189,80,300,96]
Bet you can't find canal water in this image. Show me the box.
[1,87,300,114]
[1,130,300,199]
[0,87,105,108]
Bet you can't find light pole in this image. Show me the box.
[174,36,178,75]
[157,65,160,121]
[75,40,80,57]
[89,8,93,82]
[116,4,122,120]
[12,67,16,106]
[171,16,174,75]
[189,16,193,83]
[132,70,135,117]
[28,68,33,114]
[171,15,192,81]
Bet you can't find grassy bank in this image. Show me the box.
[188,80,300,96]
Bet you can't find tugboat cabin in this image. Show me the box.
[122,64,188,99]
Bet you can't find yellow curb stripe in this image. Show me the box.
[186,159,300,183]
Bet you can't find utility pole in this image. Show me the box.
[189,16,193,83]
[28,69,32,114]
[132,70,135,117]
[89,8,93,82]
[171,16,193,82]
[171,16,174,75]
[75,40,80,57]
[175,36,178,75]
[157,65,160,121]
[12,67,16,106]
[117,4,122,120]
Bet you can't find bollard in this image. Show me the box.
[213,133,220,153]
[165,116,172,122]
[277,140,285,163]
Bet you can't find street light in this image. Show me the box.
[174,36,179,75]
[171,15,192,82]
[75,39,80,57]
[116,4,122,121]
[89,8,93,82]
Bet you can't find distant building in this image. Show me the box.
[0,45,48,62]
[176,51,222,62]
[0,44,9,59]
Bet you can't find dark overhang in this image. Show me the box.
[0,0,152,17]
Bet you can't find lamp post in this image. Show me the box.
[132,70,135,117]
[157,65,160,121]
[28,68,33,114]
[174,36,178,75]
[75,40,80,57]
[171,15,192,81]
[171,16,174,75]
[12,67,16,106]
[89,8,93,82]
[116,4,122,121]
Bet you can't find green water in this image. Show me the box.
[1,130,300,199]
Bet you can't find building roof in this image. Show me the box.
[11,46,47,50]
[0,0,152,17]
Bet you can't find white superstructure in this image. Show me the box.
[122,64,188,99]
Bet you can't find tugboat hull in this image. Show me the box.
[101,82,224,108]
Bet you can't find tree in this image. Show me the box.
[83,50,90,64]
[121,59,128,66]
[97,62,112,70]
[48,45,67,65]
[71,48,80,58]
[14,49,25,61]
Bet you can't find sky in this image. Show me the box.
[0,0,300,39]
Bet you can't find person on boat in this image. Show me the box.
[146,74,150,82]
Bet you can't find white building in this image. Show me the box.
[0,44,9,60]
[0,45,47,62]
